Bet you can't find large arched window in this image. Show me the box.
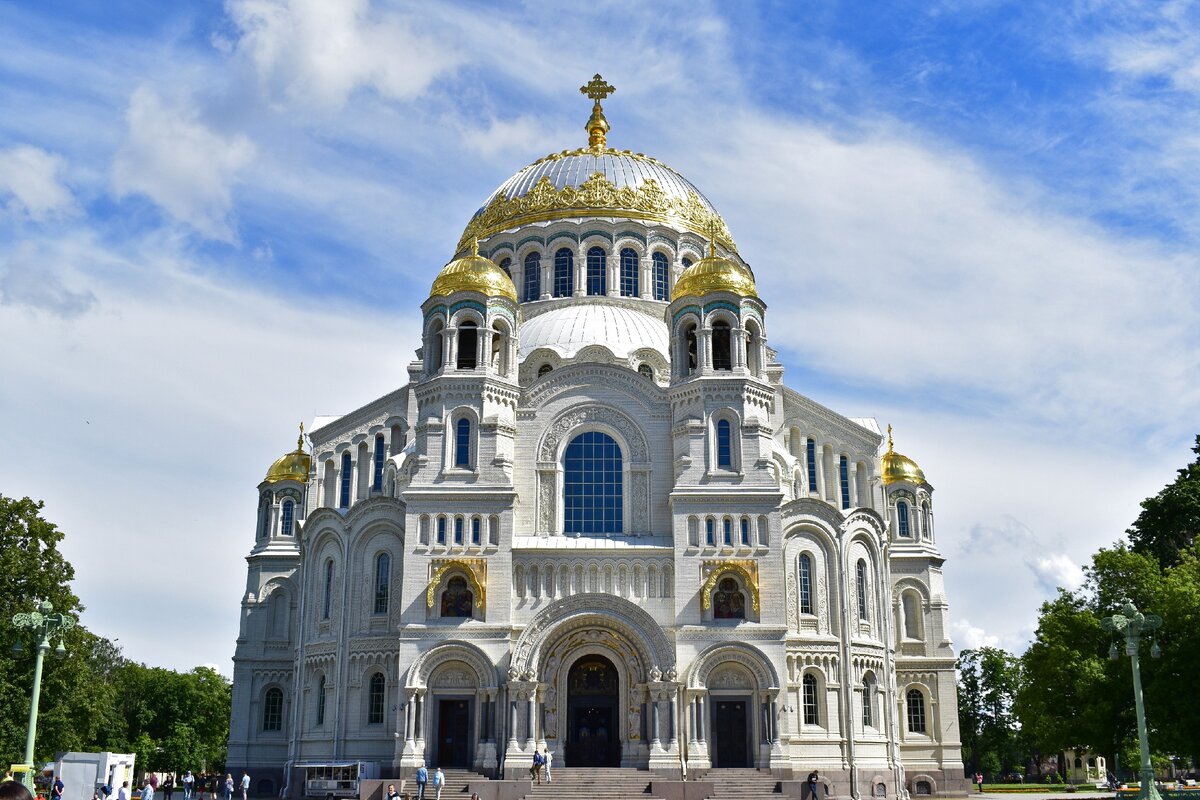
[280,500,294,537]
[257,495,270,539]
[523,252,541,301]
[620,248,639,296]
[368,673,386,724]
[587,246,607,295]
[262,687,283,731]
[716,418,733,469]
[322,559,334,620]
[440,575,474,617]
[798,553,813,614]
[455,417,471,469]
[426,319,445,376]
[373,553,390,615]
[563,430,623,535]
[712,320,732,370]
[316,676,327,726]
[802,673,819,725]
[684,322,698,375]
[713,577,745,619]
[652,252,668,301]
[554,248,574,297]
[920,503,931,540]
[372,434,386,491]
[839,456,850,508]
[862,677,874,727]
[456,321,478,369]
[856,559,868,621]
[806,439,818,493]
[339,452,352,508]
[898,501,911,537]
[906,689,927,733]
[903,591,922,639]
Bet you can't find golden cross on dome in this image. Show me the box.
[580,74,615,150]
[887,423,894,452]
[297,421,305,451]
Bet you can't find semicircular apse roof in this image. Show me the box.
[518,303,669,362]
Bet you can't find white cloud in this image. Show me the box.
[952,618,1001,650]
[1027,552,1087,594]
[225,0,462,111]
[0,241,97,318]
[113,86,256,242]
[0,145,76,220]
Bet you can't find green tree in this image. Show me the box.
[959,647,1023,777]
[112,664,231,771]
[1126,434,1200,568]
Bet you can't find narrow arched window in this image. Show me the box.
[798,553,813,614]
[372,434,386,491]
[454,516,464,545]
[685,323,698,374]
[554,248,574,297]
[441,575,473,618]
[906,689,926,733]
[652,252,668,300]
[373,553,390,615]
[322,559,334,620]
[456,321,478,369]
[806,439,818,492]
[262,687,283,731]
[498,257,511,278]
[716,418,733,468]
[280,499,294,537]
[368,673,386,724]
[898,501,911,537]
[712,320,732,370]
[587,246,607,295]
[436,516,446,544]
[316,676,327,726]
[339,452,352,508]
[705,518,715,546]
[921,503,931,539]
[740,518,750,546]
[802,673,819,725]
[722,518,733,545]
[713,577,745,619]
[839,455,851,509]
[563,430,622,535]
[862,678,874,727]
[524,252,541,301]
[620,248,639,296]
[455,417,471,469]
[471,517,481,545]
[856,559,868,621]
[257,495,270,539]
[903,591,922,639]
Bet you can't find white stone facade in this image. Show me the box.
[227,142,965,800]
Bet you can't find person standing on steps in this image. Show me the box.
[530,751,543,785]
[806,770,821,800]
[414,766,427,800]
[432,768,444,800]
[542,748,552,784]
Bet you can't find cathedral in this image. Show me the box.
[227,76,964,799]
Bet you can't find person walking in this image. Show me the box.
[414,766,427,800]
[223,775,233,800]
[117,783,130,800]
[164,776,175,800]
[542,748,552,784]
[240,773,249,800]
[806,771,820,800]
[143,778,155,800]
[182,773,194,800]
[432,768,444,800]
[975,773,984,793]
[529,751,543,785]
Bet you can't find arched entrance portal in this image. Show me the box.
[566,655,620,767]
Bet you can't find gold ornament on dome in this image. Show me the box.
[456,166,737,255]
[426,558,487,609]
[699,559,760,612]
[881,424,927,486]
[430,238,518,301]
[671,230,757,301]
[580,73,616,151]
[264,422,311,484]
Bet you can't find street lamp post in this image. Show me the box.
[11,599,76,791]
[1101,602,1162,800]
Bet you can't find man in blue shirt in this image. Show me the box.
[414,766,427,800]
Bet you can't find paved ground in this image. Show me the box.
[977,794,1114,800]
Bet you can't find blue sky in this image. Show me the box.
[1,0,1198,673]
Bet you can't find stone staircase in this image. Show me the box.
[704,769,782,800]
[436,769,490,796]
[521,767,658,800]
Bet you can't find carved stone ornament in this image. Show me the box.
[649,665,662,682]
[786,572,799,629]
[538,404,648,462]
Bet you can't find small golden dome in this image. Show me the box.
[671,241,757,301]
[881,425,927,486]
[430,240,518,302]
[265,425,312,484]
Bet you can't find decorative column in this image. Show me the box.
[848,462,859,509]
[445,326,458,368]
[503,678,539,778]
[646,670,683,777]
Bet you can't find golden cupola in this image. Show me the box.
[671,239,758,302]
[881,425,927,486]
[264,424,312,484]
[430,239,518,302]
